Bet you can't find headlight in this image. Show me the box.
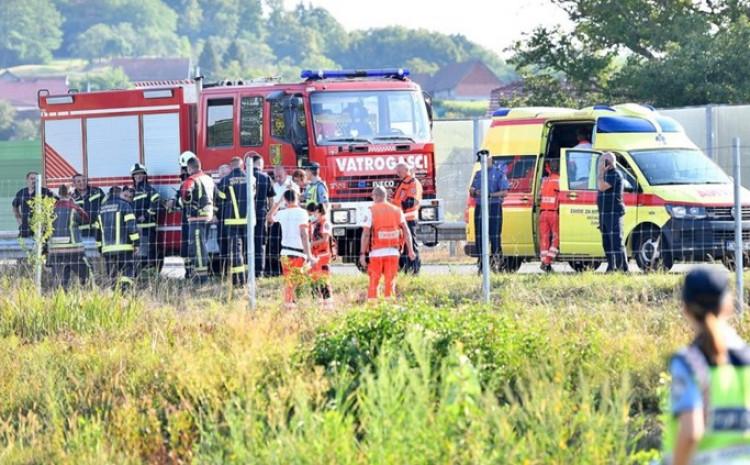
[332,209,352,224]
[419,206,437,221]
[666,205,707,220]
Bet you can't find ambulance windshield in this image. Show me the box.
[630,149,729,186]
[310,90,430,146]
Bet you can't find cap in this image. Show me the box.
[131,163,147,175]
[179,151,197,168]
[305,162,320,170]
[683,266,729,309]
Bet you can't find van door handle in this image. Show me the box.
[520,196,529,202]
[567,192,578,200]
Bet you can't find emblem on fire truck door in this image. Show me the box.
[271,144,282,166]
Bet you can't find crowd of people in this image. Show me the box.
[11,152,424,303]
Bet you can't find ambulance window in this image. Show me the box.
[240,96,263,147]
[567,151,597,190]
[207,98,234,148]
[499,155,536,194]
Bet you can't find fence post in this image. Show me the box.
[733,137,744,313]
[478,150,490,304]
[246,157,256,310]
[706,105,716,161]
[34,175,42,291]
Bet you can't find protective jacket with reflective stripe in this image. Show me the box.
[393,175,423,221]
[96,198,140,254]
[179,171,214,222]
[133,179,160,227]
[540,174,560,211]
[370,202,404,251]
[49,199,89,253]
[215,168,248,226]
[72,186,105,232]
[663,342,750,464]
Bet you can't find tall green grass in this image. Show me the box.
[0,273,742,463]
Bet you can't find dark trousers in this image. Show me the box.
[188,221,209,283]
[104,251,134,290]
[399,220,421,274]
[225,226,246,286]
[254,211,267,277]
[265,222,282,277]
[48,251,89,289]
[137,226,158,271]
[600,212,628,272]
[474,202,503,267]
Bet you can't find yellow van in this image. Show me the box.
[464,104,750,272]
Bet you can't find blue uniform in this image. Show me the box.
[597,168,628,272]
[216,168,249,285]
[471,162,509,266]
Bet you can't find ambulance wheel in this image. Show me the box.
[569,261,601,273]
[634,226,673,272]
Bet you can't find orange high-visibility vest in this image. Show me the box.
[311,219,331,256]
[540,173,560,211]
[393,175,422,221]
[370,202,404,250]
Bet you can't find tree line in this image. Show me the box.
[0,0,515,82]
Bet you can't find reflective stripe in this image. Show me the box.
[89,193,102,201]
[150,193,160,202]
[224,218,247,226]
[102,244,134,253]
[195,229,204,269]
[216,189,227,200]
[124,213,136,222]
[229,186,241,221]
[137,223,157,228]
[79,224,91,230]
[129,233,140,242]
[115,212,121,245]
[133,194,148,201]
[231,265,248,274]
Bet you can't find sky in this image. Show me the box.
[283,0,571,56]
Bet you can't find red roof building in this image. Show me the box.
[0,71,68,112]
[411,60,504,102]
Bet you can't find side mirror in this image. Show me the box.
[423,91,434,127]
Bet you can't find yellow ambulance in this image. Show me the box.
[464,104,750,272]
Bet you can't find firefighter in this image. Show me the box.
[96,187,140,290]
[166,151,197,278]
[12,171,55,239]
[303,162,329,209]
[307,202,333,304]
[359,186,415,300]
[48,184,90,289]
[539,159,560,273]
[72,174,105,238]
[215,156,249,286]
[179,156,214,284]
[131,163,160,272]
[267,189,313,307]
[392,162,422,274]
[663,267,750,465]
[250,153,276,277]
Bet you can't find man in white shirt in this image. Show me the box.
[265,165,298,277]
[267,189,313,306]
[574,127,593,149]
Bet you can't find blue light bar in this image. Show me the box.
[492,108,511,117]
[301,68,410,80]
[593,104,615,111]
[597,116,656,134]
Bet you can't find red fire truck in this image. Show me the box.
[38,68,443,264]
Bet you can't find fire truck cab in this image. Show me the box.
[38,68,443,264]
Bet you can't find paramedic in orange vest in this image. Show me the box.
[392,162,423,274]
[360,186,416,299]
[539,159,561,273]
[307,202,334,305]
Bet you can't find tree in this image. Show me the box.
[69,67,131,92]
[0,0,62,66]
[199,39,224,79]
[11,119,39,141]
[72,24,137,60]
[0,100,16,133]
[511,0,750,107]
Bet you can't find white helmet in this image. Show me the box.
[179,150,197,168]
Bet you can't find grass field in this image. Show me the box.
[1,271,743,464]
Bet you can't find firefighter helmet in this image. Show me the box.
[179,151,197,167]
[130,163,147,175]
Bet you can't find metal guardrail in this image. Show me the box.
[0,221,468,262]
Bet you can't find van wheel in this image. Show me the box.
[634,226,673,272]
[569,261,601,273]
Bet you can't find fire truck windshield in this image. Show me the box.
[310,90,430,146]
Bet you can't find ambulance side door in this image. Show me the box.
[500,154,539,256]
[559,149,604,256]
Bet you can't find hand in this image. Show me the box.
[166,199,175,210]
[138,216,145,223]
[359,254,368,270]
[307,254,317,264]
[408,250,416,261]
